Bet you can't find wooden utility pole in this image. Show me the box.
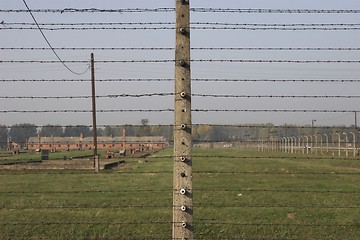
[173,0,193,239]
[91,53,99,173]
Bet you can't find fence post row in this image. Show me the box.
[173,0,193,239]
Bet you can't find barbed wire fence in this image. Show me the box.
[0,1,360,240]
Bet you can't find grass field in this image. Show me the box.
[0,150,100,165]
[0,148,359,239]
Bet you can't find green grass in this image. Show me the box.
[0,148,359,239]
[0,149,103,163]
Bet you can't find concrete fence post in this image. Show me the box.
[173,0,193,239]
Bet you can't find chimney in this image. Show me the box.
[38,132,41,150]
[52,134,55,152]
[7,137,11,151]
[122,128,126,150]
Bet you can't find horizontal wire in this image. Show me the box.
[1,78,359,83]
[195,221,360,227]
[41,155,360,161]
[0,47,174,51]
[192,59,360,63]
[0,109,359,113]
[0,8,175,13]
[191,8,360,14]
[61,171,360,175]
[0,189,169,194]
[196,22,360,27]
[5,22,360,27]
[22,237,171,240]
[188,156,360,162]
[0,93,173,99]
[2,26,175,30]
[3,26,360,31]
[1,94,359,99]
[3,22,175,26]
[195,237,347,240]
[192,189,360,194]
[2,204,358,210]
[0,78,173,82]
[0,221,172,226]
[0,60,174,63]
[1,123,174,128]
[17,237,170,240]
[1,123,359,130]
[15,171,352,175]
[0,109,173,113]
[192,78,360,83]
[7,221,358,227]
[191,27,360,31]
[193,171,360,175]
[194,47,360,51]
[2,8,360,14]
[192,109,360,113]
[0,188,358,194]
[193,94,360,99]
[193,124,360,129]
[1,205,171,210]
[2,59,360,63]
[195,204,360,209]
[2,47,360,51]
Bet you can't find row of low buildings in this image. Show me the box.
[26,131,168,153]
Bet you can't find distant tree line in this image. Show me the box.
[0,119,173,148]
[0,121,357,149]
[193,123,357,143]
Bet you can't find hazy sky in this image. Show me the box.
[1,0,359,127]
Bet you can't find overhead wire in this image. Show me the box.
[20,0,90,76]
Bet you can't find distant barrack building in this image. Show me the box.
[27,131,168,153]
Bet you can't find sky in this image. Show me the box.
[1,0,360,127]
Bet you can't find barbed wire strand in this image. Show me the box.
[1,123,359,129]
[1,78,359,83]
[0,8,176,13]
[1,94,359,99]
[0,188,358,194]
[3,26,360,31]
[1,59,360,63]
[191,8,360,14]
[2,204,358,210]
[0,109,359,113]
[2,47,360,51]
[2,8,360,14]
[4,22,360,27]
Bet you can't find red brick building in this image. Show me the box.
[27,133,168,152]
